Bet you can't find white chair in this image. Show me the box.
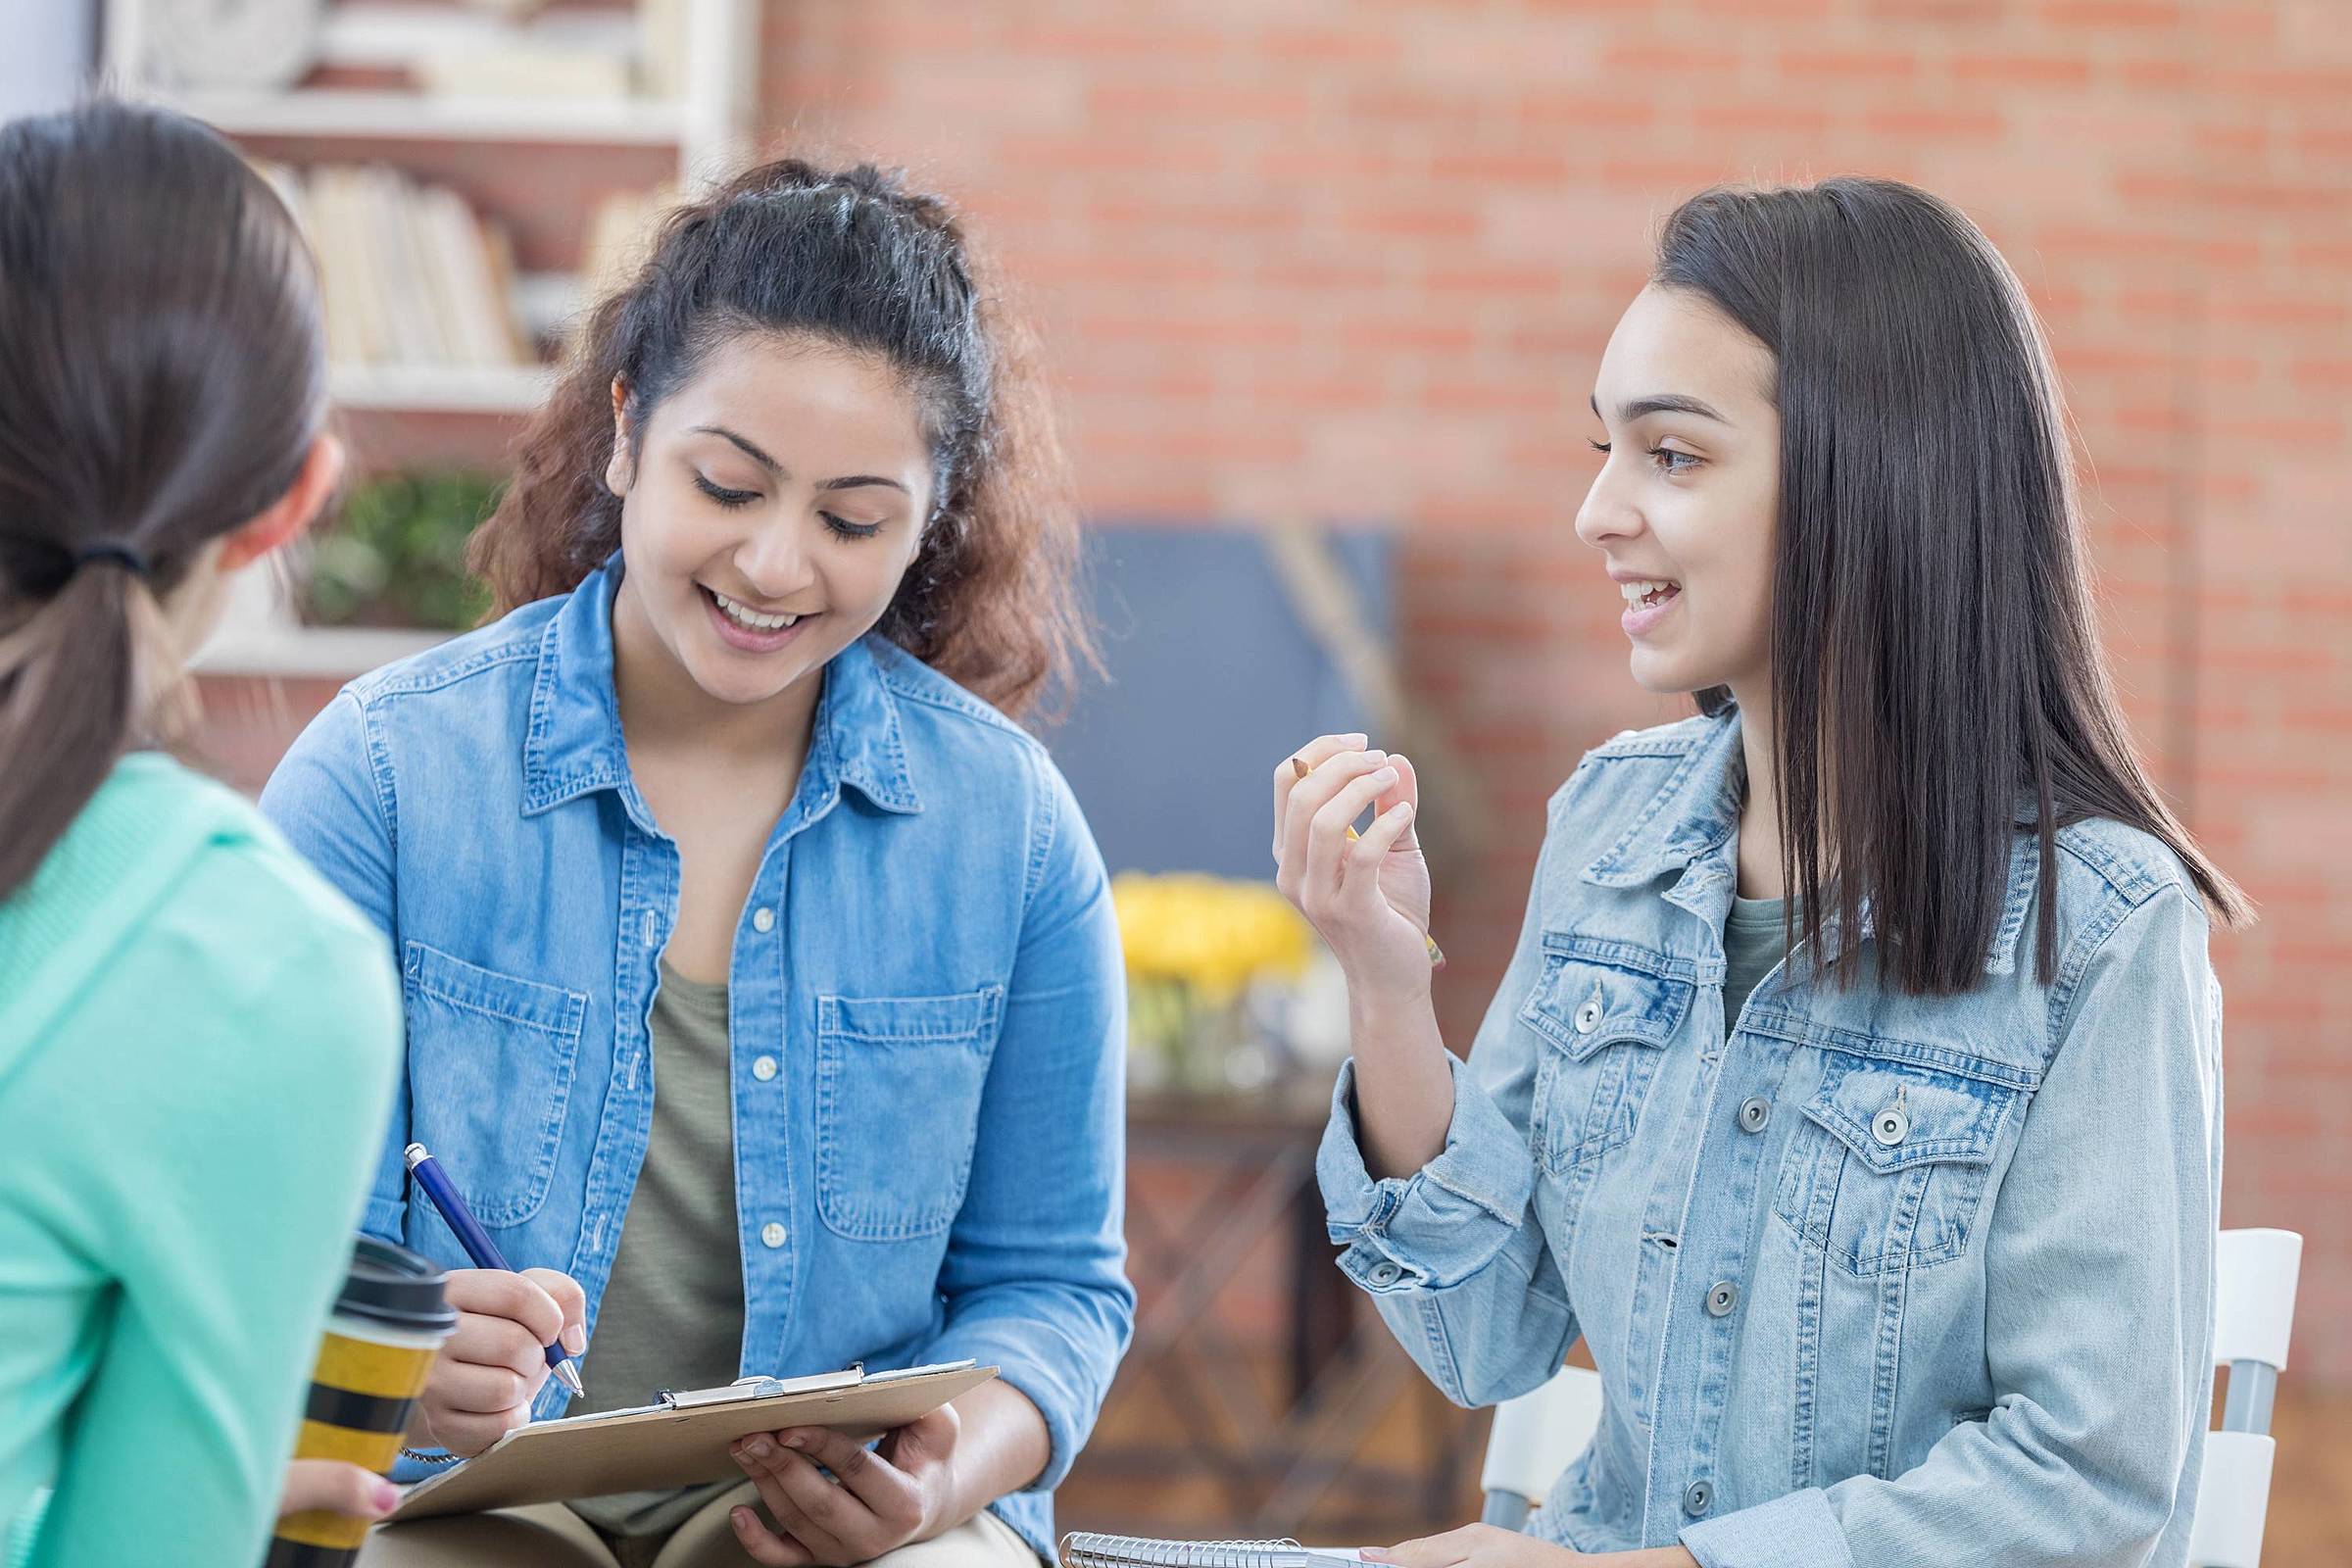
[2189,1227,2302,1568]
[1474,1228,2303,1561]
[1477,1362,1602,1529]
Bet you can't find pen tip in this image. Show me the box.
[555,1360,585,1397]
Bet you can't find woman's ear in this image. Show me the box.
[218,432,345,572]
[605,376,636,496]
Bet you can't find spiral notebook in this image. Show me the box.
[1058,1537,1370,1567]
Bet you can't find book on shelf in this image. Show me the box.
[250,157,537,377]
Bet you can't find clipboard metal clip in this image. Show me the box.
[656,1365,866,1411]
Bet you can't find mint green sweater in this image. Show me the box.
[0,755,401,1568]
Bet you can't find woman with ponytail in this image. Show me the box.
[262,158,1129,1567]
[0,103,403,1565]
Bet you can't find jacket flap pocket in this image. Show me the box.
[1520,934,1693,1061]
[1801,1053,2018,1174]
[403,941,586,1038]
[818,986,1004,1045]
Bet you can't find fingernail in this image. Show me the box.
[1374,766,1398,783]
[369,1479,401,1514]
[1290,757,1308,779]
[562,1325,587,1354]
[748,1438,772,1458]
[1347,733,1367,745]
[732,1507,756,1531]
[783,1434,806,1449]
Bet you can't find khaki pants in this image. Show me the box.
[355,1484,1041,1568]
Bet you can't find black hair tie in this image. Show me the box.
[73,541,151,577]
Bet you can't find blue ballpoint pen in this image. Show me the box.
[404,1142,586,1397]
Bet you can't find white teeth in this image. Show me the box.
[712,590,800,632]
[1618,579,1681,605]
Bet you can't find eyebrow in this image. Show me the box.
[1590,393,1732,424]
[687,425,912,495]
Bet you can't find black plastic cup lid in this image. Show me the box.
[336,1234,460,1334]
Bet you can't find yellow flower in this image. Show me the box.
[1112,872,1316,1003]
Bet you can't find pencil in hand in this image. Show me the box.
[1291,755,1446,969]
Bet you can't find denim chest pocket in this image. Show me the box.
[815,987,1004,1242]
[1520,938,1693,1177]
[401,942,589,1227]
[1772,1051,2026,1277]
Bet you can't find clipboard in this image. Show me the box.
[388,1359,997,1521]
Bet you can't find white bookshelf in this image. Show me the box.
[151,87,690,145]
[190,563,454,678]
[104,0,754,674]
[103,0,756,419]
[330,362,552,415]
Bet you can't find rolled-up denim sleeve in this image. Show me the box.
[923,758,1133,1495]
[1681,882,2223,1568]
[1316,837,1577,1408]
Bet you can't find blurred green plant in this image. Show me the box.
[303,470,500,631]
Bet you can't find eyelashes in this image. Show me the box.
[1589,439,1702,475]
[694,475,759,508]
[693,475,884,539]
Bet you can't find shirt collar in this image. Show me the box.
[520,554,922,821]
[1579,710,2035,978]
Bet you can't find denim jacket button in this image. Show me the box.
[752,1054,779,1082]
[1738,1097,1771,1134]
[760,1222,787,1249]
[752,906,776,934]
[1873,1104,1911,1146]
[1706,1281,1739,1317]
[1573,984,1604,1033]
[1367,1260,1402,1287]
[1683,1480,1712,1516]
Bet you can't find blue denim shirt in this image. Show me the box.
[1319,712,2224,1567]
[260,558,1133,1558]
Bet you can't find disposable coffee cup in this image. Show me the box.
[266,1235,458,1567]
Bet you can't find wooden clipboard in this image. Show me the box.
[388,1360,998,1521]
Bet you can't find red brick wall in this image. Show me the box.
[755,0,2352,1378]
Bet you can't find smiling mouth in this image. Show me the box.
[1620,578,1682,610]
[705,586,809,633]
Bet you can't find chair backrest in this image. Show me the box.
[2189,1228,2303,1568]
[1473,1229,2303,1560]
[1477,1363,1602,1530]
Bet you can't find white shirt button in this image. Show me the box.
[760,1222,787,1249]
[753,1054,778,1082]
[752,906,776,934]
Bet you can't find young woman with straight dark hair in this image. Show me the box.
[1278,176,2247,1567]
[0,101,403,1564]
[263,156,1130,1568]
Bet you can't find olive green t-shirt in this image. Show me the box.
[567,962,748,1541]
[1723,894,1791,1036]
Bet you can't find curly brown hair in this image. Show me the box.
[468,157,1089,718]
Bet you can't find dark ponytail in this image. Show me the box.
[0,100,325,900]
[469,156,1088,718]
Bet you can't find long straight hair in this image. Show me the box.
[1655,178,2250,995]
[0,101,324,901]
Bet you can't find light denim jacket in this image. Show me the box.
[1319,711,2224,1567]
[260,557,1133,1559]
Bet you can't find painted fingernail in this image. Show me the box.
[1291,757,1309,779]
